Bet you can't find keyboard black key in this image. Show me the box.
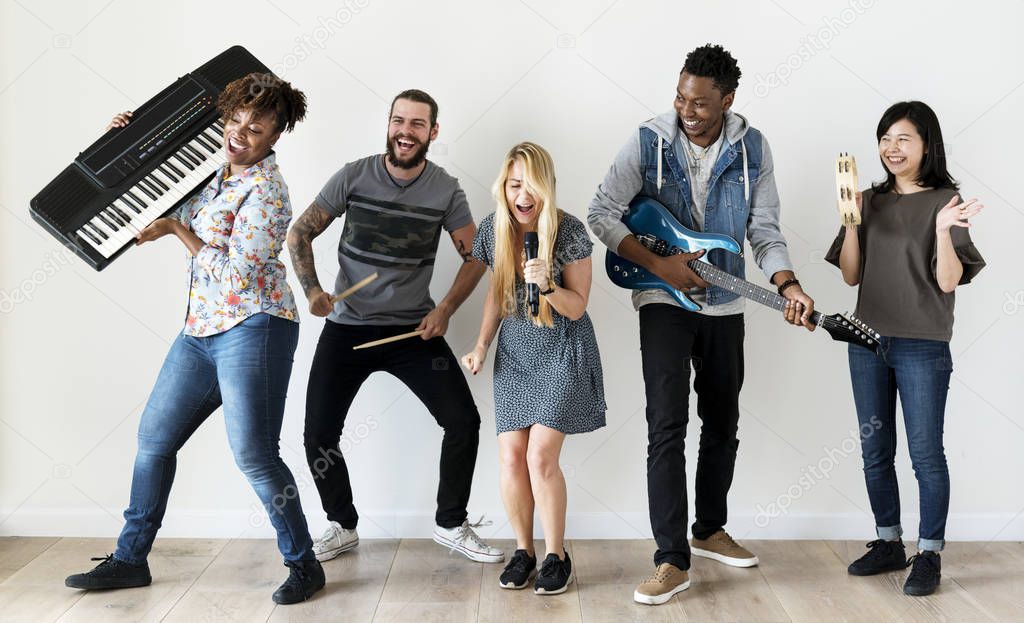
[184,144,206,162]
[202,130,223,146]
[147,173,169,192]
[176,151,197,169]
[195,134,217,153]
[118,198,141,214]
[81,228,102,245]
[86,222,108,240]
[136,183,158,201]
[97,211,119,230]
[141,177,162,196]
[125,190,148,208]
[109,204,132,222]
[162,162,184,179]
[174,153,196,170]
[104,208,126,227]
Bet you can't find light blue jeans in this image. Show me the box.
[115,313,314,563]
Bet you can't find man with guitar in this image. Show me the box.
[587,44,814,605]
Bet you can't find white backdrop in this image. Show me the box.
[2,0,1022,545]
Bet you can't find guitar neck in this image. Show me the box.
[688,259,822,324]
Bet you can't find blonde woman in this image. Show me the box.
[462,142,606,595]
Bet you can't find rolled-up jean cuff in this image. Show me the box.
[917,538,944,552]
[876,525,903,541]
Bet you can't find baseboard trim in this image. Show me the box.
[2,509,1022,542]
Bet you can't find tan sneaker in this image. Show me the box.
[691,530,759,567]
[633,562,690,605]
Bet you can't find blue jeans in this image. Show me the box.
[848,337,953,552]
[115,313,314,563]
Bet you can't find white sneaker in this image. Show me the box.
[432,518,505,563]
[313,521,359,562]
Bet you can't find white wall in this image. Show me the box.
[2,0,1022,545]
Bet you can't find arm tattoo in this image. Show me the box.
[287,203,335,297]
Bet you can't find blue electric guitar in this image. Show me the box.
[606,196,880,352]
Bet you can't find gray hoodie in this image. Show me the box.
[587,109,794,312]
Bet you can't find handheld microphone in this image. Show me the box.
[524,231,539,316]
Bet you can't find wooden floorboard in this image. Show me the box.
[476,539,581,623]
[572,539,685,622]
[0,537,1018,622]
[268,538,399,623]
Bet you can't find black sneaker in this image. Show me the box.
[903,551,941,596]
[534,551,572,595]
[272,558,326,604]
[847,539,908,576]
[65,555,152,590]
[499,549,537,589]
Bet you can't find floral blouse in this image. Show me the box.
[174,153,298,337]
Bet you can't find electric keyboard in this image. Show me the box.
[29,46,271,271]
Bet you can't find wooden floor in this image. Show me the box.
[1,537,1021,622]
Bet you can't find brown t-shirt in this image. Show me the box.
[825,187,985,342]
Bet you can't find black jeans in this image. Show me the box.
[303,320,480,530]
[639,304,744,570]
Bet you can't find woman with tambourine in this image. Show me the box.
[826,100,986,597]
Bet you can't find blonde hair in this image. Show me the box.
[491,142,562,328]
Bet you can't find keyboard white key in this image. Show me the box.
[78,218,114,256]
[92,211,128,247]
[87,215,124,254]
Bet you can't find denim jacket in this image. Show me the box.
[588,110,793,310]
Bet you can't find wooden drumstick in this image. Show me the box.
[353,330,425,350]
[835,152,861,226]
[330,272,378,304]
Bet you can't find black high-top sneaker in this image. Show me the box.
[903,551,941,596]
[65,555,152,590]
[272,558,326,604]
[847,539,908,576]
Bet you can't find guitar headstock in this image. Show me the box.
[836,152,860,226]
[819,311,880,353]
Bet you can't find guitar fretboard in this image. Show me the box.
[688,258,823,324]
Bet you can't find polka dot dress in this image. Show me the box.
[472,211,607,435]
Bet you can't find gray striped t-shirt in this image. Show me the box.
[316,155,474,325]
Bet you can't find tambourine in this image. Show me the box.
[835,153,860,226]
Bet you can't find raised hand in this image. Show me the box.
[936,195,984,233]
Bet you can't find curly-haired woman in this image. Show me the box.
[64,73,325,605]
